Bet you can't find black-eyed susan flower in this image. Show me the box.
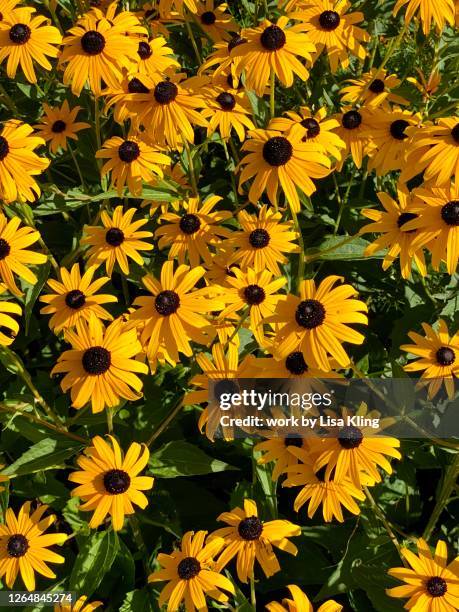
[40,263,116,333]
[154,195,232,267]
[387,538,459,610]
[0,295,21,346]
[133,35,180,76]
[82,206,154,276]
[185,342,259,438]
[231,17,315,96]
[88,1,148,40]
[136,4,182,38]
[219,267,286,344]
[198,34,247,80]
[269,275,368,371]
[255,346,342,380]
[255,436,305,482]
[130,261,224,370]
[0,119,50,204]
[0,212,47,296]
[393,0,455,34]
[401,183,459,274]
[148,530,235,612]
[334,106,373,169]
[160,0,198,14]
[266,584,343,612]
[52,316,148,413]
[0,502,67,591]
[103,72,151,126]
[54,595,103,612]
[96,135,170,196]
[288,0,369,73]
[0,7,61,83]
[401,320,459,399]
[401,117,459,187]
[239,126,331,212]
[282,444,366,522]
[360,186,427,279]
[340,68,409,109]
[228,205,299,275]
[59,11,140,96]
[366,108,420,176]
[193,0,237,42]
[307,413,401,488]
[125,71,209,148]
[269,106,345,163]
[34,100,90,154]
[201,85,255,141]
[209,498,301,583]
[69,436,153,531]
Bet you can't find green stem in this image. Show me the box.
[222,139,239,206]
[68,142,86,190]
[290,207,305,291]
[183,137,198,196]
[269,69,276,119]
[121,274,130,306]
[423,452,459,541]
[0,81,18,114]
[146,396,185,447]
[250,575,257,609]
[185,20,202,65]
[364,486,407,565]
[107,407,114,434]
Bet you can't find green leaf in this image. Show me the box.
[120,589,157,612]
[305,235,383,261]
[23,260,51,334]
[149,441,238,478]
[70,530,120,599]
[2,437,81,477]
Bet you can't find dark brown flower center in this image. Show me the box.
[369,78,385,94]
[426,577,447,597]
[0,238,11,260]
[154,81,178,104]
[216,91,236,111]
[177,556,201,579]
[238,516,263,540]
[128,77,150,94]
[201,10,216,25]
[342,110,362,130]
[301,117,320,139]
[0,136,9,160]
[249,228,270,248]
[155,290,180,316]
[138,40,152,59]
[103,469,131,494]
[51,120,66,133]
[105,227,125,246]
[338,425,363,449]
[397,212,417,231]
[81,30,105,55]
[118,140,140,163]
[260,25,286,51]
[284,435,302,447]
[263,136,293,166]
[285,351,308,375]
[228,35,246,52]
[319,10,340,30]
[82,346,111,374]
[295,299,325,329]
[9,23,31,44]
[436,346,455,366]
[441,200,459,226]
[7,534,29,557]
[213,378,239,402]
[244,284,266,305]
[451,123,459,143]
[65,289,86,309]
[390,119,409,140]
[179,213,201,234]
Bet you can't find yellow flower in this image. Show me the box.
[387,538,459,610]
[34,100,90,154]
[52,315,148,413]
[0,298,21,346]
[267,584,343,611]
[193,0,237,42]
[201,85,255,141]
[96,135,170,196]
[209,498,301,583]
[0,464,9,492]
[0,119,49,204]
[40,263,116,332]
[0,7,61,83]
[69,435,153,531]
[148,530,235,612]
[0,211,47,296]
[340,68,409,109]
[0,502,67,591]
[54,595,103,612]
[393,0,455,34]
[82,206,154,276]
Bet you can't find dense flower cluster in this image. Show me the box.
[0,0,458,610]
